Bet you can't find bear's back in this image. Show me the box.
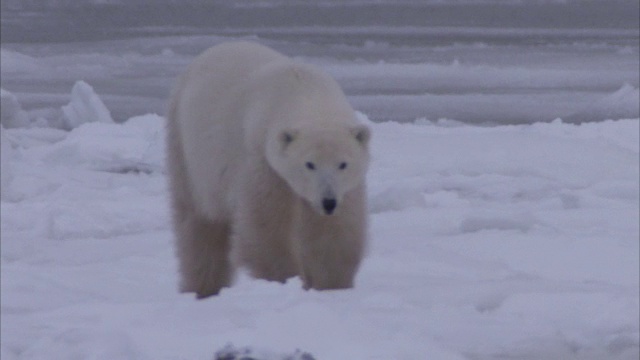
[173,42,289,219]
[178,42,288,117]
[184,42,287,90]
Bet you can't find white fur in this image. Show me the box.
[167,41,370,298]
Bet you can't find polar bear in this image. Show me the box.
[166,42,370,298]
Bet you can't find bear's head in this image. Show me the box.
[266,125,370,215]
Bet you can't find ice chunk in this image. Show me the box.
[1,128,14,200]
[566,83,640,122]
[60,80,114,130]
[1,88,30,128]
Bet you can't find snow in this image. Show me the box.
[0,50,41,75]
[2,102,638,358]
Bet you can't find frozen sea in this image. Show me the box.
[1,1,639,360]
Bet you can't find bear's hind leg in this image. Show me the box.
[174,208,233,298]
[167,108,232,298]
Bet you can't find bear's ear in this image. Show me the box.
[279,129,298,150]
[351,125,371,146]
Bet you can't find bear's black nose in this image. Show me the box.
[322,198,337,214]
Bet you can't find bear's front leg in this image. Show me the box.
[296,186,368,290]
[231,160,299,283]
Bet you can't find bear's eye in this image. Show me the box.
[305,162,316,170]
[338,162,348,170]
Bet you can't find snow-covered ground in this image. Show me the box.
[2,83,638,358]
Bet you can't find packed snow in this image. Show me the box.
[1,84,638,359]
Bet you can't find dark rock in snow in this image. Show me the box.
[214,344,316,360]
